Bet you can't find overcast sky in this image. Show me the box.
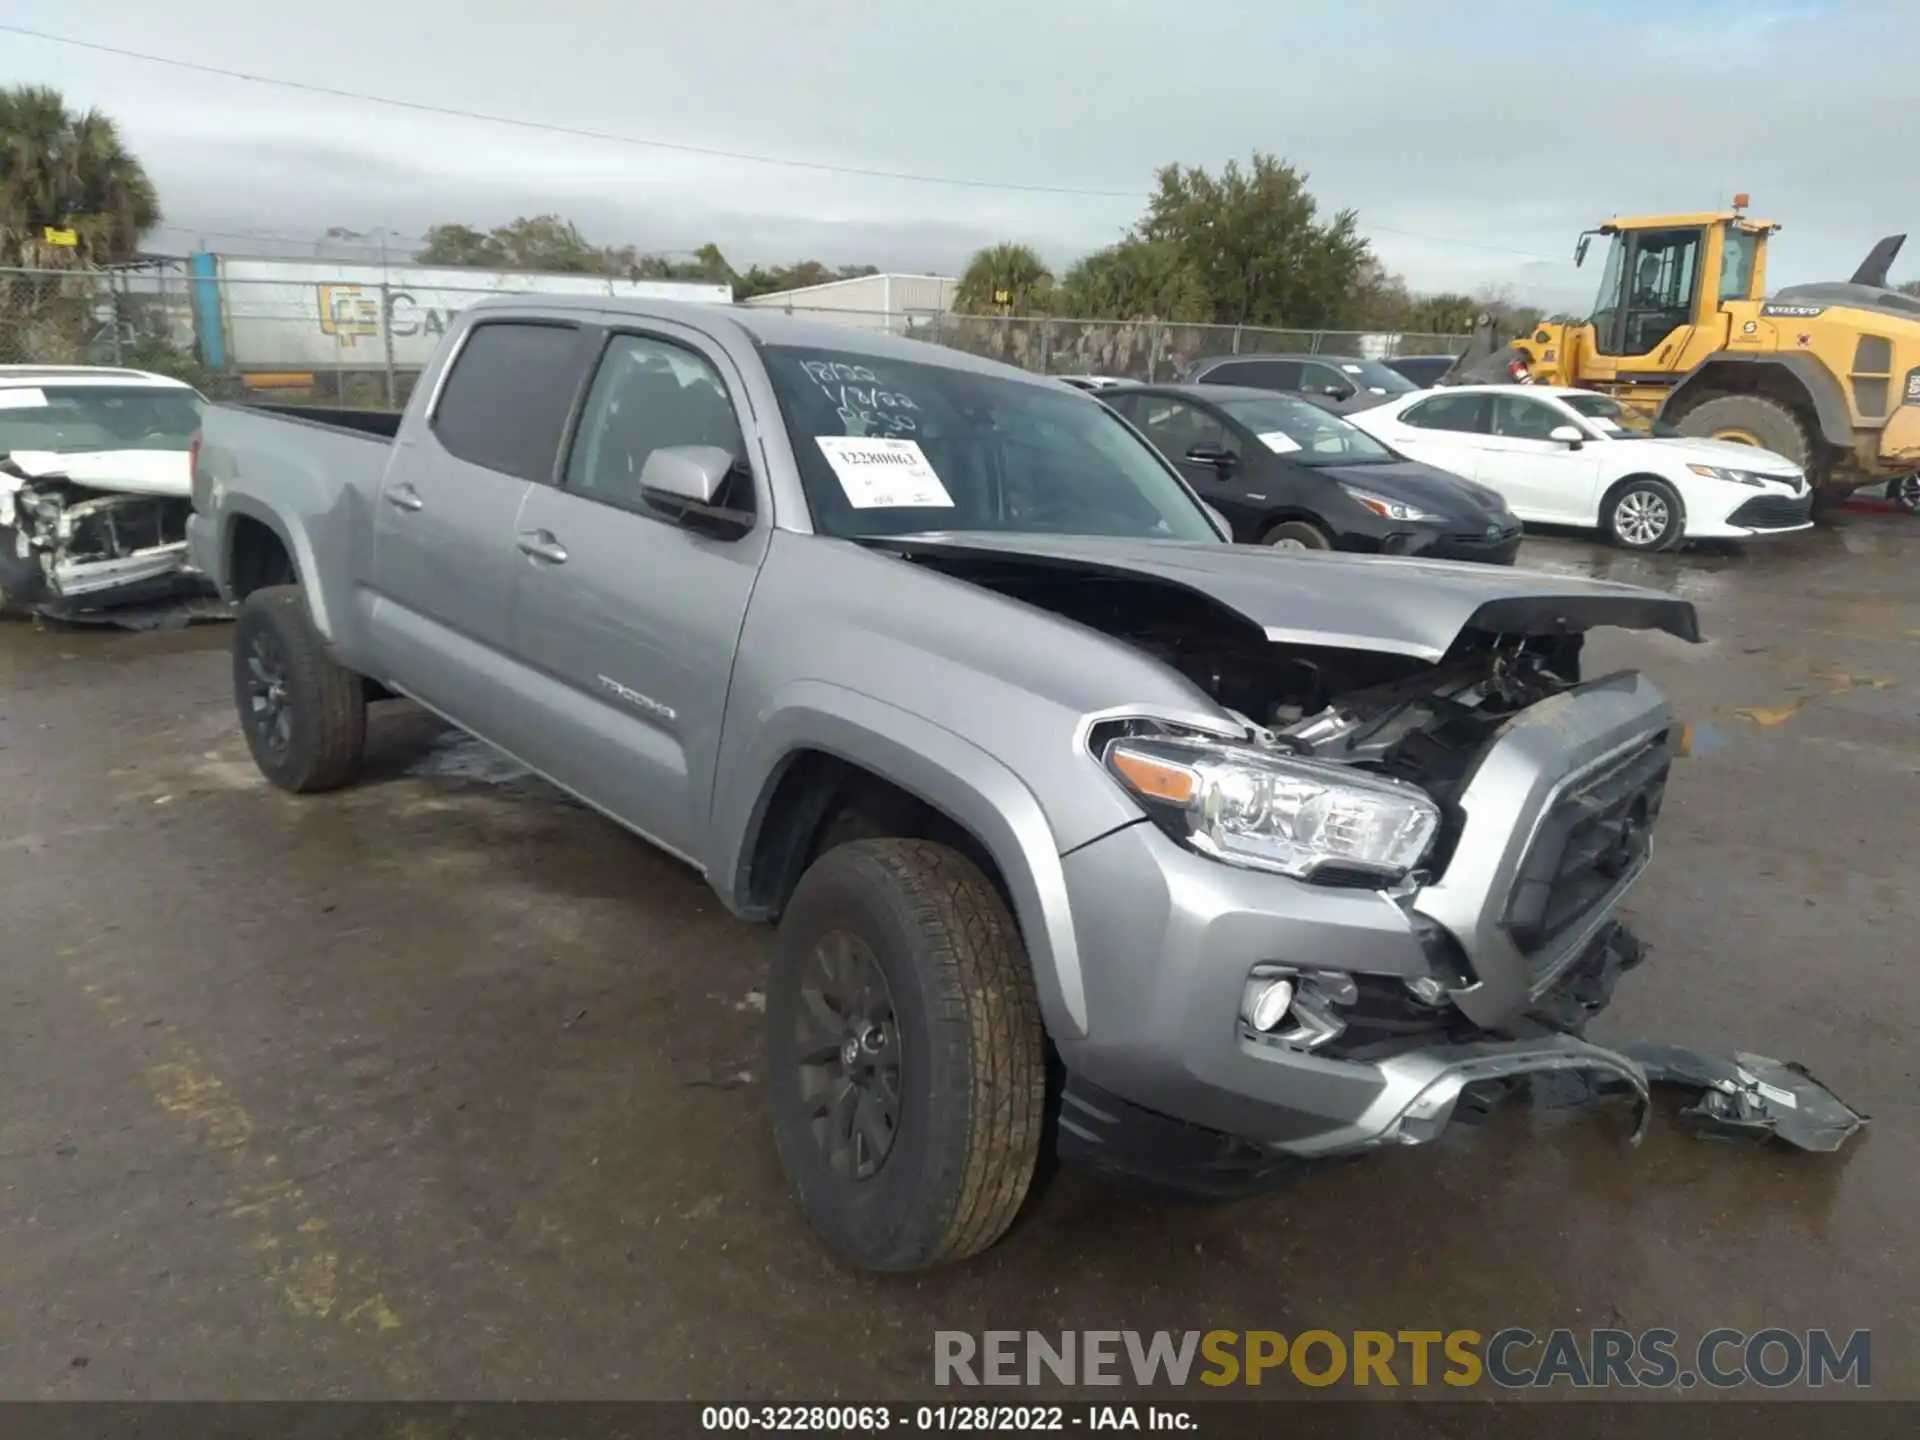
[5,0,1918,308]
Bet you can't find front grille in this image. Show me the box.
[1503,733,1672,964]
[1725,494,1813,529]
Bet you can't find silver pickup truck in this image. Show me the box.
[189,297,1700,1271]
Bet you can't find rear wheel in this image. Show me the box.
[1262,519,1331,552]
[1889,472,1920,514]
[231,586,367,793]
[1603,477,1684,551]
[766,838,1046,1271]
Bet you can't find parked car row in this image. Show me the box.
[1064,351,1818,555]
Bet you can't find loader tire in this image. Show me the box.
[231,585,366,793]
[766,838,1046,1271]
[1678,393,1814,471]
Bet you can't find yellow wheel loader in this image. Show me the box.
[1452,199,1920,514]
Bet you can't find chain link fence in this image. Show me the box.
[1,265,1472,407]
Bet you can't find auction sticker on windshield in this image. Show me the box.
[1258,432,1302,454]
[0,388,48,410]
[815,436,955,509]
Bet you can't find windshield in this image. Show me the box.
[1558,391,1683,439]
[761,346,1219,542]
[1214,393,1395,464]
[0,385,204,457]
[1342,359,1418,395]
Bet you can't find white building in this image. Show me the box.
[738,273,958,334]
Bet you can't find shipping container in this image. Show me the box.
[191,255,732,372]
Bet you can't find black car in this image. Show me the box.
[1179,353,1418,415]
[1101,384,1522,563]
[1382,354,1460,387]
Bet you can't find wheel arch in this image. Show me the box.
[715,684,1089,1040]
[1600,471,1688,535]
[1659,354,1854,451]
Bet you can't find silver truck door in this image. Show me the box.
[367,319,594,733]
[508,324,771,864]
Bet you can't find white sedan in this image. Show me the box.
[1346,384,1813,550]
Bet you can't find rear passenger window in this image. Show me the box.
[1401,393,1489,433]
[432,322,589,482]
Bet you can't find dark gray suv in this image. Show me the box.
[1182,353,1419,415]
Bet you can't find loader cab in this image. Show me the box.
[1569,207,1776,392]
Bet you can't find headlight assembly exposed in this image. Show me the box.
[1102,734,1440,883]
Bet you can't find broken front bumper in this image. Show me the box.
[1,487,202,616]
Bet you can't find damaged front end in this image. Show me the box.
[0,460,202,619]
[890,536,1871,1186]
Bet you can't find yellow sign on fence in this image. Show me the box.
[42,227,79,246]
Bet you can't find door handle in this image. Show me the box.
[385,483,424,512]
[516,530,569,564]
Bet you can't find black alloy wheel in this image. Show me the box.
[794,928,903,1180]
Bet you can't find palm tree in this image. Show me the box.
[955,242,1052,315]
[1,85,160,268]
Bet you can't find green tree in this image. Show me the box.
[0,85,159,267]
[1053,238,1208,321]
[1897,278,1920,298]
[1400,291,1481,335]
[415,215,610,272]
[732,260,882,300]
[1138,154,1372,329]
[955,242,1052,314]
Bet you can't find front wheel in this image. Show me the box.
[231,585,367,792]
[1889,472,1920,515]
[766,838,1046,1271]
[1603,478,1685,552]
[1262,519,1332,552]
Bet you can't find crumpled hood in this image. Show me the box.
[879,532,1701,661]
[1,448,192,498]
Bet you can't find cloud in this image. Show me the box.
[6,0,1917,301]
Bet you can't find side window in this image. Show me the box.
[1491,395,1569,442]
[565,334,750,514]
[1301,362,1355,399]
[1400,394,1489,434]
[1211,359,1303,391]
[1133,398,1235,458]
[432,322,588,481]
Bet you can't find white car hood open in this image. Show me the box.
[0,448,192,498]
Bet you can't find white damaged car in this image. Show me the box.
[1348,384,1813,550]
[0,366,207,616]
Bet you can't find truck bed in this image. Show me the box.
[236,404,403,441]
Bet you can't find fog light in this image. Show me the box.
[1242,976,1296,1033]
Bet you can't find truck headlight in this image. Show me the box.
[1102,735,1440,883]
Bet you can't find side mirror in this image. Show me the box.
[638,444,752,536]
[1322,384,1354,400]
[1184,443,1236,472]
[1548,424,1586,449]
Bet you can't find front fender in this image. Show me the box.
[1661,352,1855,450]
[713,680,1091,1041]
